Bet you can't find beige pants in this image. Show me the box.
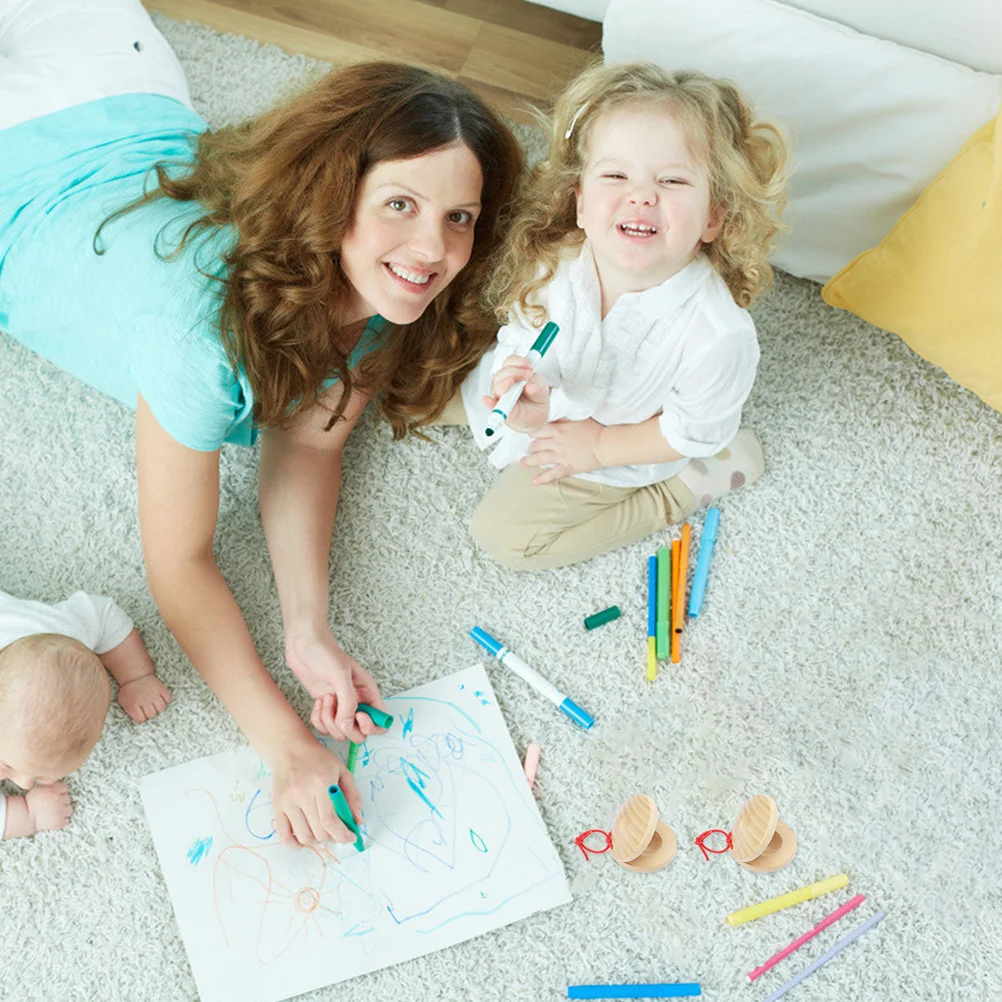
[433,392,698,570]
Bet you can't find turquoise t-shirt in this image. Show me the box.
[0,94,383,451]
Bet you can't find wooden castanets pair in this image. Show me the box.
[608,792,797,874]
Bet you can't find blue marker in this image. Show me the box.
[484,321,560,437]
[567,983,701,999]
[687,507,721,618]
[646,554,657,681]
[469,627,594,730]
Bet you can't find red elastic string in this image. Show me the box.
[575,828,613,860]
[694,828,732,861]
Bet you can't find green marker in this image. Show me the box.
[357,702,394,730]
[328,784,364,852]
[346,742,359,774]
[656,546,671,659]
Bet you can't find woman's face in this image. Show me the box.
[340,142,484,326]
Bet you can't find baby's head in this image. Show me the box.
[0,634,110,790]
[489,62,789,319]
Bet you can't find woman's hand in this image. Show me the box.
[271,739,363,847]
[522,418,605,484]
[286,629,389,743]
[484,355,551,433]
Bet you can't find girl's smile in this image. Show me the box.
[574,104,722,311]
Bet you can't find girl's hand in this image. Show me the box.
[271,740,362,847]
[523,418,605,484]
[286,629,388,743]
[484,355,550,433]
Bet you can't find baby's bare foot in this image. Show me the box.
[27,783,73,833]
[118,674,172,722]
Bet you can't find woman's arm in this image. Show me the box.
[135,395,361,847]
[258,381,389,743]
[524,415,685,484]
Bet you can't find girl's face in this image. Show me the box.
[575,104,722,297]
[340,142,484,326]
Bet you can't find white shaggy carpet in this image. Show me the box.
[2,14,1001,1002]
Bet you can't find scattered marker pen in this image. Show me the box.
[484,321,559,437]
[646,554,657,681]
[687,507,720,618]
[469,627,594,729]
[567,983,701,999]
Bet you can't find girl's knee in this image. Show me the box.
[470,503,533,569]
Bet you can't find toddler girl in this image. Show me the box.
[459,62,788,568]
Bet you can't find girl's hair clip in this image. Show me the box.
[564,101,590,141]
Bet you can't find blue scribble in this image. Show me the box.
[406,777,443,818]
[402,708,415,739]
[473,690,490,705]
[445,733,465,759]
[187,836,213,865]
[469,829,488,853]
[244,788,276,841]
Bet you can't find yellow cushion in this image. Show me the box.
[822,105,1002,411]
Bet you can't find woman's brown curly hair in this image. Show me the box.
[485,61,789,326]
[96,62,524,437]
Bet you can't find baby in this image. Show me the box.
[0,588,171,839]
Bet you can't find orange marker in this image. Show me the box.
[674,523,691,635]
[670,539,681,663]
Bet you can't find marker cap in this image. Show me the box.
[560,697,594,730]
[469,626,504,658]
[529,320,560,357]
[357,703,394,730]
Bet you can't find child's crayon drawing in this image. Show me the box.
[140,666,571,1002]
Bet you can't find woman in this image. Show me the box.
[0,0,523,845]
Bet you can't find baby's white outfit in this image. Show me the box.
[461,243,759,488]
[0,589,133,836]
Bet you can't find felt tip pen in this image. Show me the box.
[646,554,658,681]
[469,627,594,729]
[327,784,364,852]
[567,984,701,999]
[687,507,720,618]
[656,546,670,659]
[484,321,559,437]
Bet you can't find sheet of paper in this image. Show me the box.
[140,665,572,1002]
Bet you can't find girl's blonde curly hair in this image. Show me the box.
[485,61,789,324]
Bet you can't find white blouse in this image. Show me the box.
[461,243,760,488]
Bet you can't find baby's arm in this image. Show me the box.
[2,785,73,839]
[100,629,171,723]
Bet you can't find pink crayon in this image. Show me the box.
[747,893,866,983]
[523,743,542,788]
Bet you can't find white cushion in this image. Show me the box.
[772,0,1002,75]
[602,0,1002,282]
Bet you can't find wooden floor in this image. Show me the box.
[143,0,603,122]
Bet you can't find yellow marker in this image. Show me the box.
[725,873,849,927]
[646,636,657,681]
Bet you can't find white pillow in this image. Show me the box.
[772,0,1002,75]
[602,0,1002,282]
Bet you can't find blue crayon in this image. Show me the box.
[568,983,701,999]
[687,508,720,618]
